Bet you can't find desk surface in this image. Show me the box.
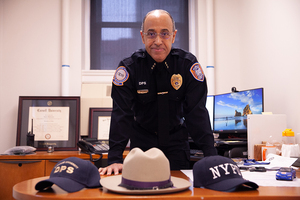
[13,171,300,200]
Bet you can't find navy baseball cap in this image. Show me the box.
[193,155,258,192]
[35,157,101,193]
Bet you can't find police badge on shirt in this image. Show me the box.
[171,74,182,90]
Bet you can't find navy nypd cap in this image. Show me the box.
[193,155,258,192]
[35,157,101,193]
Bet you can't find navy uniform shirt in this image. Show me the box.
[108,48,216,165]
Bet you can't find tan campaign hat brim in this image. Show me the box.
[100,175,191,195]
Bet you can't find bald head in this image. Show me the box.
[141,9,176,32]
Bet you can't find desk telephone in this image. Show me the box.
[77,139,109,162]
[77,140,109,162]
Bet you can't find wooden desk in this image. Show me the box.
[13,171,300,200]
[0,150,106,160]
[0,151,106,200]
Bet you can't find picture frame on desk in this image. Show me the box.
[88,108,112,140]
[16,96,80,151]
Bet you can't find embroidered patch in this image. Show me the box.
[190,63,204,82]
[113,66,129,86]
[171,74,183,90]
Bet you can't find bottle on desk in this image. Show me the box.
[281,129,299,157]
[282,129,295,144]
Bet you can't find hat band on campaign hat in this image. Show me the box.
[100,148,191,194]
[119,176,174,190]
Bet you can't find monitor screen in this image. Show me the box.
[206,95,214,130]
[213,88,264,137]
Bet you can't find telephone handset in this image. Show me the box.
[77,140,97,154]
[77,140,105,162]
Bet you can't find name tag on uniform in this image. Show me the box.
[137,89,149,94]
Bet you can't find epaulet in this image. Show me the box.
[123,49,146,66]
[171,48,196,62]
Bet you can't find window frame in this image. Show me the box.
[81,0,197,84]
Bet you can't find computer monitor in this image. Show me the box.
[213,88,264,138]
[206,95,214,131]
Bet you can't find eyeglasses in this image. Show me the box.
[143,31,173,40]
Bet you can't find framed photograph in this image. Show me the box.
[16,96,80,151]
[88,108,112,140]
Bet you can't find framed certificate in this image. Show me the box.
[16,96,80,150]
[88,108,112,140]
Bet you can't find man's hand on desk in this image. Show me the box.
[99,163,123,175]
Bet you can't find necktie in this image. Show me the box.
[154,62,169,146]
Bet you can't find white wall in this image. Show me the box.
[0,0,82,153]
[213,0,300,134]
[0,0,299,153]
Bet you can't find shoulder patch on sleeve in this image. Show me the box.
[113,66,129,86]
[190,63,204,82]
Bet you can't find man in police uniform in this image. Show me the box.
[99,9,217,175]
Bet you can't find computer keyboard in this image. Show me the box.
[221,138,247,141]
[190,149,203,156]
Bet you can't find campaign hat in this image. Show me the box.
[35,157,101,193]
[100,148,191,194]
